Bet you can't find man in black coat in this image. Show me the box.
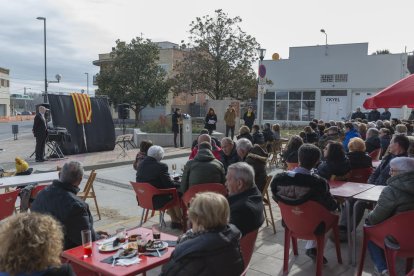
[220,137,240,173]
[351,107,366,120]
[172,108,183,148]
[32,105,48,162]
[136,145,182,228]
[367,109,381,122]
[226,162,264,236]
[380,108,391,120]
[31,161,106,249]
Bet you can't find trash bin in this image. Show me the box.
[12,124,18,140]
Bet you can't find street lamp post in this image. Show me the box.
[320,29,328,56]
[257,48,266,127]
[36,17,48,103]
[84,73,89,95]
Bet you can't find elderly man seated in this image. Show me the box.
[31,161,107,249]
[136,145,182,229]
[366,157,414,275]
[181,141,225,194]
[236,138,268,192]
[226,162,264,236]
[189,134,222,160]
[220,137,240,173]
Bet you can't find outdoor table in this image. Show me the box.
[372,160,381,168]
[0,171,58,189]
[351,185,385,265]
[62,227,177,276]
[329,181,376,264]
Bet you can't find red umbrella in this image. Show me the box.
[363,74,414,109]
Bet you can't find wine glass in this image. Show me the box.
[172,164,177,176]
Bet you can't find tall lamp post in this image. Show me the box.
[257,48,266,127]
[84,73,89,95]
[36,17,48,103]
[320,29,328,56]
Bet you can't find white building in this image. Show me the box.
[0,67,10,116]
[261,43,409,124]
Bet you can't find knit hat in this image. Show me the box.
[15,157,29,173]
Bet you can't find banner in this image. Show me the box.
[71,93,92,124]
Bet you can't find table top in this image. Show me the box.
[0,171,58,188]
[372,161,381,168]
[329,181,376,199]
[62,227,177,276]
[352,185,385,202]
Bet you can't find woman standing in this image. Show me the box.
[204,108,217,135]
[161,192,244,276]
[243,106,255,131]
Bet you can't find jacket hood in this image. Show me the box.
[53,179,80,195]
[246,145,268,164]
[194,148,216,162]
[387,170,414,196]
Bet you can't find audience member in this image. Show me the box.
[136,146,182,228]
[365,128,381,154]
[161,192,244,276]
[366,157,414,275]
[368,134,409,186]
[318,126,341,150]
[281,135,303,164]
[271,144,337,263]
[220,137,240,173]
[303,126,318,144]
[358,123,368,140]
[347,138,372,169]
[380,108,391,121]
[181,142,225,193]
[251,124,265,145]
[317,124,326,137]
[272,123,281,140]
[317,141,351,180]
[408,136,414,158]
[0,213,75,276]
[226,162,264,236]
[224,104,236,140]
[383,120,394,135]
[262,123,275,151]
[394,123,407,135]
[31,161,106,249]
[376,120,384,130]
[379,128,392,157]
[189,134,222,160]
[351,107,366,120]
[236,138,268,192]
[408,109,414,121]
[236,125,253,143]
[191,129,221,150]
[133,140,153,171]
[343,122,360,152]
[367,109,381,122]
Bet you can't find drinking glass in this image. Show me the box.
[172,164,177,176]
[81,229,92,258]
[116,227,127,243]
[152,224,161,240]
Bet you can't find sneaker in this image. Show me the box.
[374,267,389,276]
[305,248,328,265]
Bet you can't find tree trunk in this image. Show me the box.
[134,109,139,127]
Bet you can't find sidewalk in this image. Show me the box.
[0,132,191,172]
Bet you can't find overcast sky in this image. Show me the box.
[1,0,413,95]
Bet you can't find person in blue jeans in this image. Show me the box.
[366,157,414,276]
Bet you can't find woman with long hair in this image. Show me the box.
[281,135,303,164]
[204,108,217,135]
[317,141,351,180]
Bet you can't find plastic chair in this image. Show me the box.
[286,162,299,171]
[130,182,180,228]
[278,201,342,276]
[0,190,20,221]
[261,175,276,234]
[368,148,382,161]
[240,229,259,269]
[240,265,249,276]
[347,167,374,183]
[357,211,414,276]
[181,183,227,230]
[77,170,100,220]
[408,269,414,276]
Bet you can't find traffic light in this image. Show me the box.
[117,104,130,120]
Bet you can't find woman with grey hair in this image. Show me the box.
[136,145,182,229]
[366,157,414,275]
[365,128,381,154]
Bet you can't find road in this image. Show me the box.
[0,121,33,141]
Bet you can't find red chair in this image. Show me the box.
[181,183,227,230]
[130,182,180,228]
[278,201,342,276]
[0,190,20,220]
[368,148,381,161]
[240,229,259,269]
[408,269,414,276]
[357,211,414,276]
[347,167,374,183]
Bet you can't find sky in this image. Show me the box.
[1,0,413,96]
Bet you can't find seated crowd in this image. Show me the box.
[1,112,414,276]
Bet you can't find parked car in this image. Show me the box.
[21,111,31,115]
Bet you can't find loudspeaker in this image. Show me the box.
[117,104,130,120]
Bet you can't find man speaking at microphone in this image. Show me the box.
[32,105,48,162]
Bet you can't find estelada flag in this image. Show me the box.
[70,93,92,124]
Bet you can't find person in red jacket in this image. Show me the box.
[189,134,222,160]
